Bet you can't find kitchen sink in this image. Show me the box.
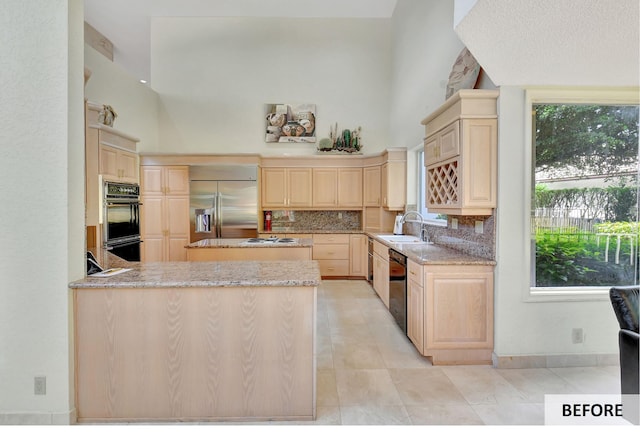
[377,234,425,243]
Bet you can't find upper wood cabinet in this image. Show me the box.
[424,121,459,166]
[140,165,190,196]
[312,168,363,208]
[381,161,406,211]
[363,166,381,207]
[261,167,313,208]
[99,144,138,183]
[421,89,498,216]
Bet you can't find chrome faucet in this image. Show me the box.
[400,211,430,242]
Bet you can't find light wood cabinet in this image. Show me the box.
[261,167,312,208]
[410,262,494,365]
[381,161,406,211]
[407,259,424,354]
[338,168,363,208]
[140,165,189,196]
[99,144,138,183]
[311,168,363,208]
[421,90,498,216]
[363,166,381,207]
[424,121,459,166]
[372,240,389,307]
[140,166,190,262]
[312,234,350,276]
[349,234,367,277]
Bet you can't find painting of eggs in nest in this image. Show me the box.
[265,103,316,143]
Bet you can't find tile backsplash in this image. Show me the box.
[268,210,361,231]
[404,214,495,260]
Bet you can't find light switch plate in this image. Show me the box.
[475,221,484,234]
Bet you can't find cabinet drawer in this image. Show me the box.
[313,234,350,244]
[373,240,388,258]
[317,259,349,276]
[313,244,349,260]
[408,259,424,287]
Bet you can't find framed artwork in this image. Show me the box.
[265,103,316,143]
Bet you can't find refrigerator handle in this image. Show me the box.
[215,193,221,238]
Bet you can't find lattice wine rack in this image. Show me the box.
[427,159,459,206]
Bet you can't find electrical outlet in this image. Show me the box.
[34,376,46,395]
[571,328,584,344]
[451,218,458,230]
[475,221,484,234]
[338,212,342,219]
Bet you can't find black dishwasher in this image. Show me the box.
[388,249,407,334]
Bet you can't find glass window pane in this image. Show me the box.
[532,103,640,288]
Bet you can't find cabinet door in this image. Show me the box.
[261,168,287,207]
[380,164,389,208]
[119,150,138,183]
[141,166,164,195]
[407,260,424,353]
[373,253,389,308]
[338,168,363,207]
[407,278,424,353]
[424,267,493,350]
[383,162,406,211]
[363,166,381,207]
[99,144,119,179]
[140,196,165,262]
[287,168,313,207]
[349,234,367,277]
[165,166,190,195]
[424,135,439,166]
[438,121,460,161]
[312,168,337,207]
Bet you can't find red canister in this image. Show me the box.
[264,211,272,231]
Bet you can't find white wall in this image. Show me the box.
[84,46,159,152]
[0,0,84,424]
[389,0,464,207]
[150,17,392,156]
[494,88,620,360]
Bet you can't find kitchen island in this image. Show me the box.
[185,237,313,261]
[70,258,321,423]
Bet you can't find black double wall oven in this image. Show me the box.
[103,181,142,262]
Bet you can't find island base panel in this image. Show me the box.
[75,285,316,422]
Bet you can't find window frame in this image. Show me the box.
[525,87,640,301]
[415,144,448,226]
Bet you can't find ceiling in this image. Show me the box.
[84,0,399,85]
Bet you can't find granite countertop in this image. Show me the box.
[367,232,496,266]
[185,238,313,248]
[70,259,321,289]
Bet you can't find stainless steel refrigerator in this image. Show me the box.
[189,165,258,242]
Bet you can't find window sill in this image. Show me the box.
[527,286,611,303]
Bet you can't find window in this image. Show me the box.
[531,101,639,290]
[417,147,447,224]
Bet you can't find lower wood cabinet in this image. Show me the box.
[349,234,367,277]
[407,260,494,365]
[372,240,389,307]
[407,260,424,353]
[141,195,190,262]
[312,234,350,276]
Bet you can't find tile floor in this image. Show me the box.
[302,279,621,426]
